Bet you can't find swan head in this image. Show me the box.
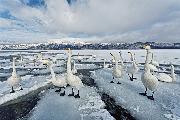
[171,64,174,70]
[67,48,71,53]
[110,53,116,60]
[143,45,151,50]
[119,51,122,56]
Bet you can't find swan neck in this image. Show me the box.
[67,52,72,74]
[73,61,76,69]
[144,64,150,73]
[12,58,16,76]
[171,66,176,81]
[103,60,106,68]
[50,65,56,79]
[145,50,151,64]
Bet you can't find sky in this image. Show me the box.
[0,0,180,43]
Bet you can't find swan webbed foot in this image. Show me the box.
[139,88,147,96]
[60,91,65,96]
[10,89,15,93]
[66,84,70,87]
[117,82,121,84]
[74,90,80,98]
[68,88,74,96]
[110,81,114,83]
[10,87,15,93]
[20,87,23,90]
[147,95,154,100]
[55,88,61,92]
[139,92,147,96]
[68,93,74,96]
[74,94,80,98]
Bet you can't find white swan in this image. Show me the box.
[37,53,49,66]
[7,57,23,93]
[148,53,159,72]
[110,53,122,84]
[66,48,83,98]
[158,64,176,83]
[103,58,109,68]
[49,62,67,96]
[77,53,82,62]
[150,53,159,67]
[144,46,158,72]
[126,52,139,81]
[139,45,159,100]
[148,63,158,72]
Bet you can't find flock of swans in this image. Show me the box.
[108,45,176,100]
[6,48,83,98]
[5,45,176,100]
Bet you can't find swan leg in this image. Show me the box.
[139,88,147,96]
[55,87,61,92]
[110,77,114,83]
[68,88,74,96]
[129,74,137,81]
[10,86,15,93]
[147,92,155,100]
[117,81,121,84]
[128,74,131,80]
[74,90,80,98]
[132,74,137,80]
[19,85,23,90]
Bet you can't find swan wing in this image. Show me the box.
[158,73,172,82]
[142,72,158,91]
[7,75,20,86]
[148,64,158,71]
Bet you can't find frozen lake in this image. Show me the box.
[0,49,179,120]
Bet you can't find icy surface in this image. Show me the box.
[28,86,114,120]
[0,49,180,120]
[0,75,50,105]
[91,68,180,120]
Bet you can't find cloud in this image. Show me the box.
[44,0,180,34]
[0,0,180,43]
[0,18,12,27]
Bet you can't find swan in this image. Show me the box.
[72,60,77,74]
[126,52,139,81]
[157,64,176,83]
[148,53,159,72]
[77,53,82,62]
[103,58,109,68]
[49,62,67,96]
[66,48,83,98]
[150,53,159,67]
[110,53,122,84]
[7,57,23,93]
[37,53,49,66]
[139,45,159,100]
[144,46,158,72]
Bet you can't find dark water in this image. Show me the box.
[78,69,136,120]
[0,94,40,120]
[0,85,50,120]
